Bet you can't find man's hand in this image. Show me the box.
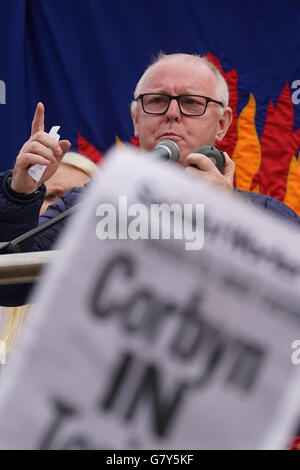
[183,151,235,192]
[11,102,71,194]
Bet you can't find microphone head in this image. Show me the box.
[154,139,180,162]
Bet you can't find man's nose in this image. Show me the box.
[166,97,181,120]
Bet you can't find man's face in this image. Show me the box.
[131,58,228,165]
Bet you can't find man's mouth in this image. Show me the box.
[158,133,183,142]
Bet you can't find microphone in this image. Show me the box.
[149,139,180,162]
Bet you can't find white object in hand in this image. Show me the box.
[27,126,61,182]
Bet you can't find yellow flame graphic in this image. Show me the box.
[115,136,125,146]
[232,93,261,191]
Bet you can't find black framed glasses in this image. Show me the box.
[136,93,224,116]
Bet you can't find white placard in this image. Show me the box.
[0,146,300,450]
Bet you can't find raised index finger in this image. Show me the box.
[31,102,45,136]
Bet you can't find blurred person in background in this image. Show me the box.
[0,152,99,362]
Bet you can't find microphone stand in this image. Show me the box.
[0,203,81,254]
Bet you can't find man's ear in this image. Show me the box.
[215,107,233,144]
[131,104,139,139]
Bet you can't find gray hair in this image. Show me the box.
[131,52,229,118]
